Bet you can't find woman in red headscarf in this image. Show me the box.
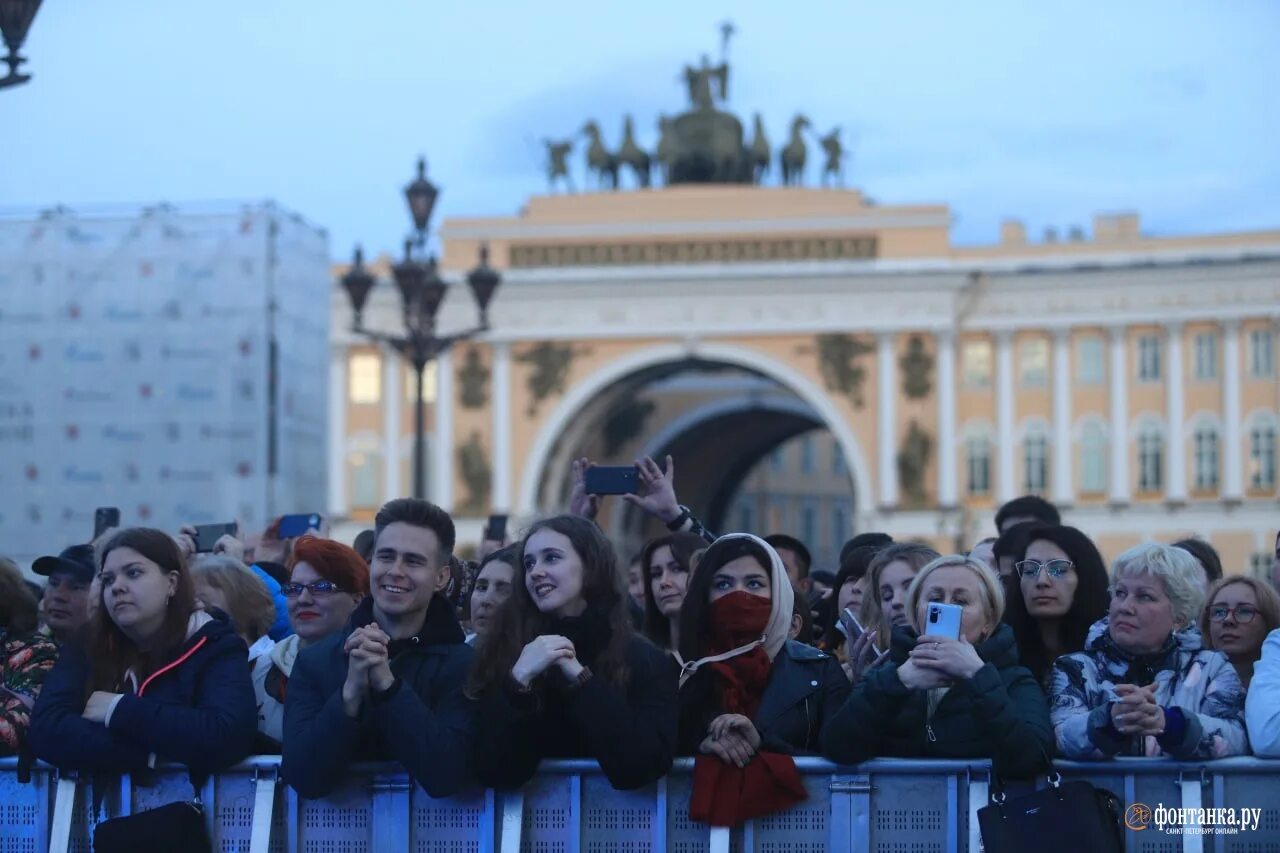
[675,534,849,827]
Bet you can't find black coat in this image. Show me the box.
[281,596,475,799]
[678,640,850,755]
[472,618,678,791]
[30,613,257,775]
[820,623,1053,777]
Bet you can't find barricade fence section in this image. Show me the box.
[2,756,1278,853]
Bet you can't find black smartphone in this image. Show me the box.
[584,465,639,495]
[195,522,238,553]
[484,514,508,542]
[94,507,121,539]
[277,513,323,538]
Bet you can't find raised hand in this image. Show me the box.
[569,458,601,520]
[622,455,682,524]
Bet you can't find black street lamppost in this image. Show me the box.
[341,157,501,501]
[0,0,43,90]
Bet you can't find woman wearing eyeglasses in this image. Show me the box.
[1049,543,1247,759]
[1001,526,1110,684]
[252,536,369,749]
[1198,577,1280,689]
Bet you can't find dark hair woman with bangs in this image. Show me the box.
[640,532,707,651]
[467,515,678,791]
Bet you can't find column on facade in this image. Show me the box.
[995,331,1016,502]
[1165,323,1186,502]
[1051,328,1073,504]
[1109,326,1131,504]
[432,349,454,510]
[491,342,512,512]
[382,344,402,501]
[328,345,348,517]
[936,330,958,508]
[876,332,898,507]
[1222,319,1243,501]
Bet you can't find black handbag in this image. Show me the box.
[91,772,212,853]
[978,772,1124,853]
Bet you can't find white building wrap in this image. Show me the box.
[0,203,329,566]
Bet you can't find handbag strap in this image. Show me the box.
[49,775,78,853]
[248,769,277,853]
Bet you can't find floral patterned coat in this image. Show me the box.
[0,628,59,755]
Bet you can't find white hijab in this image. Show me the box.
[672,533,795,688]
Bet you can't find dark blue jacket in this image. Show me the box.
[29,613,257,775]
[281,596,475,799]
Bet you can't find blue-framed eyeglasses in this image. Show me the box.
[1015,559,1074,580]
[281,580,344,597]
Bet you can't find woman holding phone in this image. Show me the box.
[822,555,1053,777]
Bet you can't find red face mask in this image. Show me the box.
[707,590,772,656]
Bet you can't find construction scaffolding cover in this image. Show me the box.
[0,202,330,566]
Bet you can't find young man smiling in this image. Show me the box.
[282,498,474,798]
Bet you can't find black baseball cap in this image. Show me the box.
[32,544,96,581]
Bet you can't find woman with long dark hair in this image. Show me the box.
[1002,525,1110,683]
[467,515,678,790]
[30,528,257,774]
[675,535,849,825]
[640,532,707,651]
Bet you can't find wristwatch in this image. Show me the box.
[665,505,692,531]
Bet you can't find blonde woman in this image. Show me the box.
[1049,543,1247,759]
[191,555,277,662]
[822,555,1053,777]
[1198,576,1280,689]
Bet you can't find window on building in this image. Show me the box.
[1250,329,1275,378]
[404,361,439,404]
[768,498,788,532]
[962,340,993,389]
[1137,336,1161,382]
[1020,339,1049,387]
[1138,427,1164,493]
[1194,333,1218,381]
[1194,426,1220,491]
[1080,422,1107,493]
[735,499,756,534]
[770,445,786,471]
[348,352,382,404]
[799,435,815,474]
[966,435,991,496]
[800,502,818,551]
[1023,431,1049,494]
[832,444,846,476]
[348,450,381,508]
[1252,552,1274,577]
[1077,336,1105,385]
[831,502,850,555]
[1251,422,1277,490]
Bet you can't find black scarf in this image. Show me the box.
[548,603,614,671]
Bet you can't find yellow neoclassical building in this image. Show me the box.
[329,185,1279,572]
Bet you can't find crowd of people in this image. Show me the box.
[2,454,1279,829]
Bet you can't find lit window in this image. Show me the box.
[1080,423,1107,493]
[1250,330,1275,378]
[348,352,382,404]
[1251,423,1277,490]
[1138,428,1164,493]
[1023,432,1048,494]
[1077,336,1104,385]
[1020,339,1049,387]
[966,435,991,495]
[1194,426,1219,491]
[1137,336,1161,382]
[1194,333,1218,381]
[962,340,993,389]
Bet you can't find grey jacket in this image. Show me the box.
[1048,618,1247,759]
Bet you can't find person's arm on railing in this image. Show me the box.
[565,641,678,790]
[1047,656,1124,759]
[820,660,910,764]
[281,643,363,798]
[28,644,149,772]
[368,647,476,798]
[106,636,257,772]
[471,682,545,790]
[968,664,1054,777]
[765,654,850,755]
[1246,629,1280,758]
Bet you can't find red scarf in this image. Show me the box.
[690,592,807,827]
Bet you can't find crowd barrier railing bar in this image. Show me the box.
[2,755,1278,853]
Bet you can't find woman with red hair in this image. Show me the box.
[253,536,368,749]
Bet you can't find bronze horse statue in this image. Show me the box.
[616,115,651,188]
[748,112,770,184]
[780,114,809,186]
[582,120,619,190]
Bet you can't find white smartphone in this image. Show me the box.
[924,602,963,641]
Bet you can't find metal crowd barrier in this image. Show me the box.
[1,755,1277,853]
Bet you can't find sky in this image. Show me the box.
[5,0,1279,258]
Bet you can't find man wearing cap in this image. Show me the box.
[31,545,94,645]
